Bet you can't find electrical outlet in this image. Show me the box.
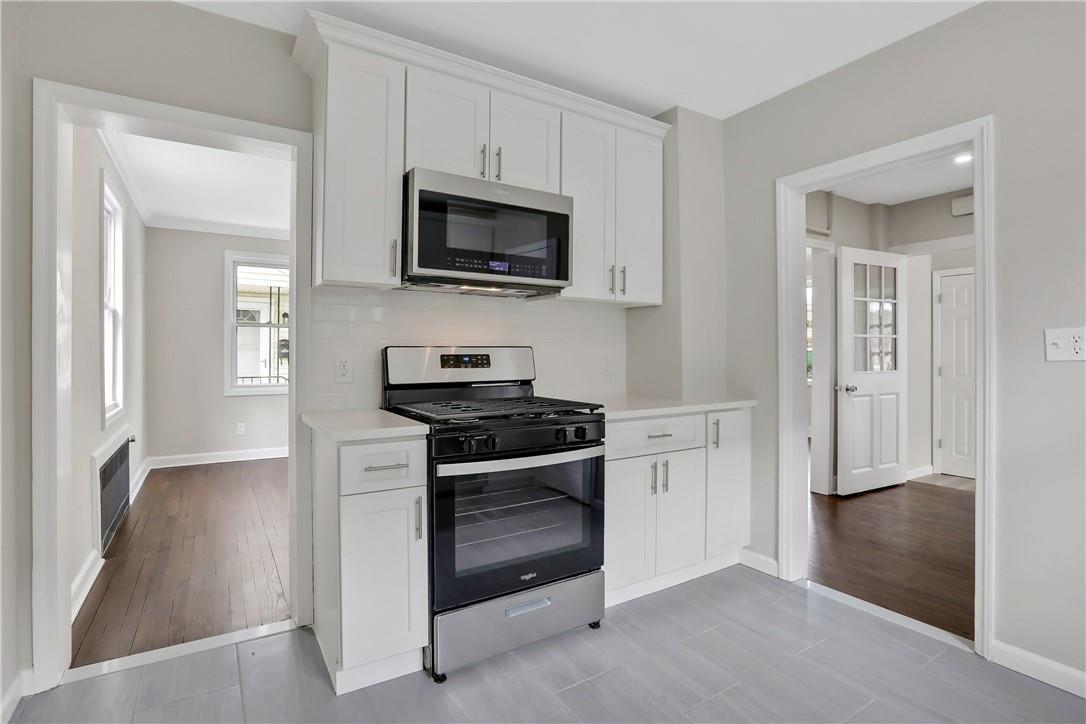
[335,356,354,383]
[1044,327,1085,361]
[236,422,246,436]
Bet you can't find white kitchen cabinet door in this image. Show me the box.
[320,45,405,287]
[560,113,617,301]
[405,67,490,180]
[705,409,752,558]
[489,91,561,192]
[604,456,657,590]
[614,129,663,305]
[340,486,428,670]
[654,448,707,575]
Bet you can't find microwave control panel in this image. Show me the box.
[440,354,492,369]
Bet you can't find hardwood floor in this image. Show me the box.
[808,480,975,639]
[71,459,289,667]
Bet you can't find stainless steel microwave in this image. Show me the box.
[403,168,573,298]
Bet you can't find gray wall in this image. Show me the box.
[145,228,289,459]
[806,192,880,250]
[1,0,311,695]
[886,188,973,247]
[722,1,1084,670]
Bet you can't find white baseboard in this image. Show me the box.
[145,447,288,470]
[130,458,151,502]
[70,549,105,623]
[2,669,32,724]
[990,639,1086,698]
[739,548,780,577]
[605,552,740,607]
[905,465,934,480]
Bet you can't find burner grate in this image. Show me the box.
[394,396,600,421]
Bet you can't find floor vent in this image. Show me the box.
[100,436,132,552]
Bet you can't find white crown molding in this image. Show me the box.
[293,10,670,139]
[147,215,290,241]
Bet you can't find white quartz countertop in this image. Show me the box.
[301,409,428,443]
[593,396,758,420]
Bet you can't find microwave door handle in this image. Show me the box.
[436,445,603,477]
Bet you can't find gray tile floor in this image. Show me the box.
[14,566,1084,723]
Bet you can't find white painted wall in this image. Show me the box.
[721,1,1085,671]
[66,126,148,603]
[144,228,289,459]
[886,188,973,247]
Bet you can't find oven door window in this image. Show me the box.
[416,191,569,283]
[432,446,603,611]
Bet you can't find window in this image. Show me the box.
[852,262,897,372]
[102,182,124,422]
[226,252,290,395]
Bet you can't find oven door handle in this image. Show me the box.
[436,445,604,477]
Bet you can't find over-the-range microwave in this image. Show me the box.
[402,167,574,298]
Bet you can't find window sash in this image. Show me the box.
[227,253,290,394]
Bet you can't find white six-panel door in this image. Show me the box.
[936,271,976,478]
[837,247,908,495]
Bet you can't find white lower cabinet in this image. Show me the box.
[340,487,429,670]
[706,409,753,558]
[655,448,707,575]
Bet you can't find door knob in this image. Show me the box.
[844,384,857,393]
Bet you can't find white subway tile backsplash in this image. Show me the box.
[307,288,627,411]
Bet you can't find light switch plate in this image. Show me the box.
[1044,327,1084,361]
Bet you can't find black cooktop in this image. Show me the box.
[391,396,602,422]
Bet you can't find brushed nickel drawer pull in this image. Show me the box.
[414,496,422,540]
[713,419,721,448]
[662,459,670,493]
[650,461,658,495]
[363,462,410,473]
[647,432,673,439]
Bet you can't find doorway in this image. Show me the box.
[31,80,313,692]
[777,118,993,656]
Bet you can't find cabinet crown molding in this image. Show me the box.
[292,10,670,139]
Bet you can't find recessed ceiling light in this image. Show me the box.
[954,153,973,165]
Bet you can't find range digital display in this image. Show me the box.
[440,354,492,369]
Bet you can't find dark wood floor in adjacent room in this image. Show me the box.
[71,459,289,668]
[808,480,975,640]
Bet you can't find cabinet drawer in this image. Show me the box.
[606,415,706,460]
[339,439,427,495]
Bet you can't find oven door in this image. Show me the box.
[407,168,571,289]
[432,444,604,612]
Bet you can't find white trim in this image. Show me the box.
[32,79,314,694]
[1,669,32,724]
[60,619,298,686]
[800,580,974,652]
[100,175,125,428]
[805,236,836,254]
[774,117,996,662]
[990,640,1086,698]
[69,550,104,624]
[905,465,935,480]
[148,215,290,241]
[885,233,974,257]
[145,447,288,470]
[332,649,423,696]
[739,548,780,577]
[224,249,290,397]
[932,266,976,475]
[604,553,739,607]
[130,458,151,502]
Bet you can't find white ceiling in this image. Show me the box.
[185,1,976,120]
[101,130,293,240]
[828,151,974,205]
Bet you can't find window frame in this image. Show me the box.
[224,250,291,397]
[101,176,124,426]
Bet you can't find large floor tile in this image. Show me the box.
[506,626,613,692]
[134,644,239,711]
[555,666,688,723]
[356,671,471,723]
[237,629,338,722]
[439,653,579,723]
[133,685,244,724]
[16,668,141,724]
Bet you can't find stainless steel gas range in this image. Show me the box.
[382,345,605,683]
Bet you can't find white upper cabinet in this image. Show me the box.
[405,67,490,179]
[489,91,561,192]
[317,44,405,287]
[615,128,664,305]
[560,113,616,301]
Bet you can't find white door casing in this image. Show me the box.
[837,246,908,495]
[935,270,976,478]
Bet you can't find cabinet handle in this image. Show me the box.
[713,419,721,449]
[415,496,422,541]
[480,143,487,178]
[650,461,658,496]
[363,462,410,473]
[662,459,670,493]
[609,265,615,294]
[620,266,628,295]
[647,432,673,439]
[496,146,503,181]
[390,238,399,278]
